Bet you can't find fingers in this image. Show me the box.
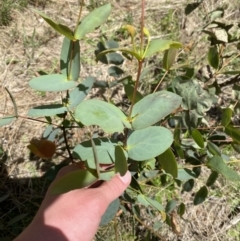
[98,171,131,203]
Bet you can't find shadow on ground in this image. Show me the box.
[0,151,69,241]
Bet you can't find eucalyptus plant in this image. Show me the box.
[1,0,240,235]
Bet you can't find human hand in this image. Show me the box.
[15,165,131,241]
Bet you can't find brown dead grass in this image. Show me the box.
[1,0,240,240]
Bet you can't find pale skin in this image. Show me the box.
[14,165,132,241]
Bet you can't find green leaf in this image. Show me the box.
[206,171,219,186]
[137,194,150,206]
[221,108,233,127]
[192,129,204,148]
[193,186,208,205]
[207,141,221,156]
[95,41,125,65]
[29,74,76,92]
[207,156,240,181]
[177,168,197,182]
[165,200,177,213]
[28,105,67,117]
[183,179,194,192]
[208,46,219,70]
[68,77,94,109]
[0,116,16,127]
[115,146,128,176]
[90,138,100,178]
[100,198,120,226]
[225,125,240,144]
[43,125,53,138]
[73,138,127,169]
[124,84,143,104]
[99,170,115,181]
[127,126,173,161]
[74,4,111,40]
[162,47,178,70]
[34,10,74,40]
[145,39,182,58]
[75,99,131,133]
[145,197,165,212]
[60,37,80,81]
[177,203,185,216]
[131,91,182,130]
[96,48,142,62]
[51,169,97,195]
[108,66,124,77]
[137,194,164,212]
[0,193,10,203]
[223,70,240,75]
[233,83,240,101]
[7,213,28,226]
[158,148,178,178]
[232,143,240,153]
[173,140,184,158]
[130,176,143,193]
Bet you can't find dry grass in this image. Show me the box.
[1,0,240,240]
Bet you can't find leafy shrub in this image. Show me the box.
[1,1,240,237]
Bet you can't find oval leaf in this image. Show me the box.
[165,200,177,213]
[223,70,240,75]
[207,156,240,181]
[208,46,219,70]
[73,138,126,169]
[162,47,178,70]
[0,116,16,127]
[193,186,208,205]
[34,10,74,40]
[192,129,204,148]
[60,38,80,81]
[225,125,240,144]
[108,66,124,77]
[100,198,120,226]
[124,84,143,104]
[173,140,184,158]
[29,74,76,92]
[131,91,182,130]
[115,146,128,176]
[176,168,197,182]
[74,4,111,40]
[158,148,178,178]
[28,104,67,117]
[207,141,221,156]
[178,203,185,217]
[99,170,115,181]
[51,169,97,195]
[206,171,219,186]
[75,99,130,133]
[145,39,182,58]
[68,77,95,109]
[127,126,173,161]
[221,108,233,127]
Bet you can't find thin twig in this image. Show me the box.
[61,116,74,164]
[153,70,169,92]
[128,60,143,118]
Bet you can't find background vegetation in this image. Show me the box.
[1,0,240,240]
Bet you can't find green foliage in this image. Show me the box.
[0,0,12,26]
[2,1,240,238]
[0,0,44,26]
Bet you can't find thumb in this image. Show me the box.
[98,171,131,203]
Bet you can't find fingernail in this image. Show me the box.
[118,171,131,184]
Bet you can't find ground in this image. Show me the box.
[0,0,240,240]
